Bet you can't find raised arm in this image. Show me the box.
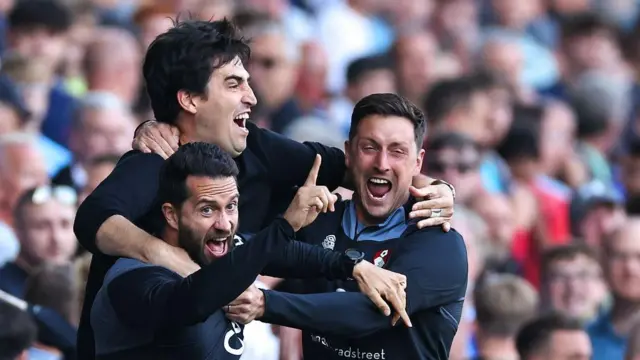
[257,227,468,337]
[106,218,295,329]
[73,151,198,275]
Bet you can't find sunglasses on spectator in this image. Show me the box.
[30,185,77,206]
[428,161,477,174]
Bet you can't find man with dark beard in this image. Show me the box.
[90,142,378,359]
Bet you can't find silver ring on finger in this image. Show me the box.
[430,208,442,218]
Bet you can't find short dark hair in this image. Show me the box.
[426,132,478,152]
[560,12,616,40]
[8,0,73,33]
[541,244,598,281]
[143,18,251,125]
[516,313,585,359]
[349,93,427,149]
[158,142,239,207]
[497,123,540,162]
[346,55,392,86]
[0,301,37,359]
[423,77,474,126]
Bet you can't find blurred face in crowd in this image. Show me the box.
[461,91,493,147]
[485,86,513,147]
[541,102,576,175]
[481,40,523,91]
[70,107,136,164]
[563,29,620,72]
[394,32,438,101]
[347,69,397,103]
[545,254,605,320]
[194,0,234,21]
[8,27,67,73]
[530,329,592,360]
[491,0,540,30]
[0,142,48,212]
[621,153,640,196]
[0,103,22,135]
[472,193,516,249]
[248,32,298,109]
[15,192,77,268]
[296,42,328,107]
[346,115,424,224]
[162,175,239,266]
[241,0,286,18]
[80,160,117,203]
[549,0,591,14]
[386,0,434,28]
[579,202,626,250]
[426,143,481,204]
[184,57,256,157]
[139,15,174,51]
[605,218,640,301]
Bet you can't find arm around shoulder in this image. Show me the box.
[74,151,165,257]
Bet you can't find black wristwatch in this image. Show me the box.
[343,248,365,279]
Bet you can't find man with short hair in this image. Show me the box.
[473,273,539,360]
[53,91,137,190]
[0,300,37,360]
[589,216,640,359]
[516,313,592,360]
[0,185,78,298]
[76,19,456,359]
[540,244,607,323]
[225,93,468,359]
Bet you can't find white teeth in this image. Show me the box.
[369,178,389,184]
[234,113,249,120]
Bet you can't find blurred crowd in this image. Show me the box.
[2,0,640,359]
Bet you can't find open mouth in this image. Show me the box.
[205,237,230,257]
[233,113,249,131]
[366,177,392,200]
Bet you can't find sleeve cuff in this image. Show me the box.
[275,217,296,238]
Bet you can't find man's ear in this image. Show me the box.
[415,148,425,175]
[162,203,179,231]
[176,90,197,115]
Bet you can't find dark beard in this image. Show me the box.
[177,225,209,267]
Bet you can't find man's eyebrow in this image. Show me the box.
[224,74,250,83]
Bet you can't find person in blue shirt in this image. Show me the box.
[226,93,469,360]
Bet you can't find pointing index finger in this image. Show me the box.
[305,154,322,186]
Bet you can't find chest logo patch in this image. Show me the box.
[373,249,391,268]
[322,235,336,250]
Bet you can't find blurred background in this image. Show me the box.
[2,0,640,359]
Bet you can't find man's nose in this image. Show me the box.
[243,86,258,107]
[374,152,391,172]
[213,215,233,234]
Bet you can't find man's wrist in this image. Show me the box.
[430,179,456,200]
[343,249,366,279]
[256,289,267,319]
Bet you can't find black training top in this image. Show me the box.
[74,122,347,359]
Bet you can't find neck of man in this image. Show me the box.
[13,255,36,275]
[353,192,409,227]
[162,225,179,249]
[476,333,519,360]
[176,115,200,145]
[611,295,640,335]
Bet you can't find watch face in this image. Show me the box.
[345,249,364,260]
